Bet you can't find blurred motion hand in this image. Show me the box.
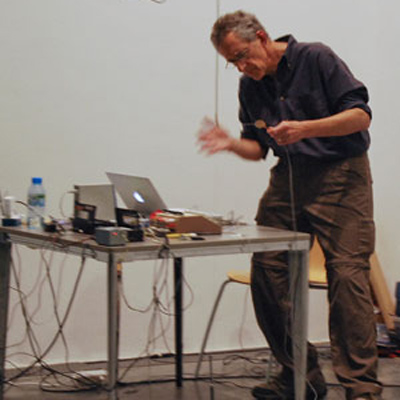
[197,117,233,155]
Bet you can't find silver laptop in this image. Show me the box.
[106,172,167,217]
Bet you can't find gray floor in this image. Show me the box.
[3,347,400,399]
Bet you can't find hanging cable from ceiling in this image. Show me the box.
[214,0,221,126]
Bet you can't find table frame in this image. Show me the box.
[0,225,309,400]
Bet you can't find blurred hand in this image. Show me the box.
[197,117,233,155]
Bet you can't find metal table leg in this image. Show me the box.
[0,236,11,400]
[289,249,309,400]
[174,257,183,387]
[107,253,119,394]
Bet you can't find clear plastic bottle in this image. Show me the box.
[27,177,46,229]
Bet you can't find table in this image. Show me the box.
[0,225,310,400]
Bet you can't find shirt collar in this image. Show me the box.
[275,34,297,71]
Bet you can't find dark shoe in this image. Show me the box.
[251,381,284,399]
[251,381,286,399]
[251,379,327,400]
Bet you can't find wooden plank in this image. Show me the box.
[370,253,395,331]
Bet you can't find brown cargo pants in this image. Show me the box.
[251,152,382,399]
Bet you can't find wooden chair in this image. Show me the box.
[194,239,395,377]
[194,239,328,378]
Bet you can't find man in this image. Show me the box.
[198,10,382,400]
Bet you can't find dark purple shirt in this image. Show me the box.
[239,35,371,160]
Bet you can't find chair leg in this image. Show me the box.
[194,279,231,378]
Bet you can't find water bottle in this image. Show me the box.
[27,177,46,229]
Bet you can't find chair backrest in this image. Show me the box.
[309,239,328,289]
[227,239,328,289]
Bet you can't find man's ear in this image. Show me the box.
[256,30,268,44]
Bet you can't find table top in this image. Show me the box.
[0,224,309,263]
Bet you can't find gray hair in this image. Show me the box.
[210,10,269,49]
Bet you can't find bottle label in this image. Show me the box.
[28,194,45,208]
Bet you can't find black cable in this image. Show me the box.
[35,244,111,391]
[118,253,175,382]
[9,342,400,394]
[38,248,75,375]
[9,256,44,366]
[5,252,87,385]
[121,274,154,314]
[118,239,198,383]
[5,227,215,393]
[7,249,70,355]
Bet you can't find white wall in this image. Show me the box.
[1,0,399,367]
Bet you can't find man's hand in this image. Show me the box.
[197,117,263,160]
[267,120,308,146]
[267,109,371,145]
[197,119,233,155]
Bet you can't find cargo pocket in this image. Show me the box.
[359,218,375,256]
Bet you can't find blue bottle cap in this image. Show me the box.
[32,177,42,184]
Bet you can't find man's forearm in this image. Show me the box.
[229,137,263,160]
[304,108,371,139]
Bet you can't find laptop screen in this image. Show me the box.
[106,172,167,217]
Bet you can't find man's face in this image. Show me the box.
[218,31,273,80]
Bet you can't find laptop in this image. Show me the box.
[106,172,167,217]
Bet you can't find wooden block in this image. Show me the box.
[174,215,222,234]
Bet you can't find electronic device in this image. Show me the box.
[72,201,115,234]
[106,172,166,217]
[72,184,117,234]
[72,202,97,234]
[116,207,140,227]
[73,184,117,223]
[150,210,221,235]
[95,226,130,246]
[115,208,144,242]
